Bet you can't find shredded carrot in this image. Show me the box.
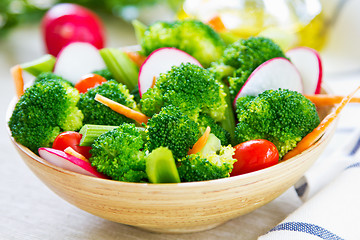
[207,15,226,32]
[150,76,156,88]
[11,65,24,99]
[305,94,360,107]
[283,86,360,160]
[95,94,149,125]
[188,126,211,155]
[64,147,90,163]
[125,51,146,67]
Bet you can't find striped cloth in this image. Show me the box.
[258,162,360,240]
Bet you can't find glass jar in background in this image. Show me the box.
[178,0,327,51]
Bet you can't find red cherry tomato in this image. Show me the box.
[75,73,107,93]
[231,139,279,176]
[52,131,92,159]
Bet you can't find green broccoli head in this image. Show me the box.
[177,143,236,182]
[8,79,83,153]
[89,123,148,182]
[34,72,73,86]
[92,69,114,80]
[212,36,287,97]
[141,20,225,67]
[145,105,200,160]
[140,63,227,122]
[235,89,320,158]
[197,113,231,146]
[77,80,137,126]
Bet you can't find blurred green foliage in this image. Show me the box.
[0,0,182,37]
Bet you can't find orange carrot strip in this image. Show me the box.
[305,94,360,107]
[64,147,90,163]
[125,51,146,67]
[11,65,24,99]
[94,94,149,125]
[188,126,211,155]
[283,86,360,160]
[150,76,156,88]
[207,15,226,32]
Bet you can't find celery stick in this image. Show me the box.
[219,83,236,145]
[146,147,180,184]
[132,19,147,45]
[21,54,56,76]
[99,48,139,91]
[79,125,118,146]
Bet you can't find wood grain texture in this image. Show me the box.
[6,94,336,233]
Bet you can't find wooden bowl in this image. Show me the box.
[6,95,336,234]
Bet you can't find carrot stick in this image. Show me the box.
[11,65,24,99]
[207,15,226,32]
[95,94,149,125]
[64,147,90,163]
[305,94,360,107]
[188,126,211,155]
[124,51,146,67]
[283,86,360,160]
[150,76,156,88]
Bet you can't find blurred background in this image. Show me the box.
[1,0,359,74]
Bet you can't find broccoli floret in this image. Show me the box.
[8,79,83,153]
[198,113,231,146]
[92,69,114,80]
[211,37,287,98]
[89,123,148,182]
[145,105,200,160]
[140,63,227,122]
[235,89,320,158]
[177,134,236,182]
[34,72,73,86]
[140,20,225,67]
[77,80,138,125]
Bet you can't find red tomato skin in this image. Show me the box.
[231,139,279,176]
[75,73,107,93]
[52,131,92,159]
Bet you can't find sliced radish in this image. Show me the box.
[233,57,303,107]
[38,147,107,178]
[286,47,322,95]
[54,42,106,85]
[42,3,105,57]
[138,47,202,97]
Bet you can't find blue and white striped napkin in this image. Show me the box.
[294,130,360,201]
[258,162,360,240]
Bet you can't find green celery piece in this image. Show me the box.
[132,19,147,45]
[79,124,118,146]
[99,48,139,91]
[219,83,236,145]
[199,133,221,156]
[21,54,56,76]
[146,147,180,184]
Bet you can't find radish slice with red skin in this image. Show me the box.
[42,3,105,57]
[54,42,106,85]
[233,57,303,107]
[286,47,322,95]
[138,47,202,97]
[38,147,107,178]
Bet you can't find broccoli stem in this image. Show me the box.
[79,124,147,146]
[79,125,119,146]
[132,19,147,45]
[219,83,236,145]
[99,48,139,91]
